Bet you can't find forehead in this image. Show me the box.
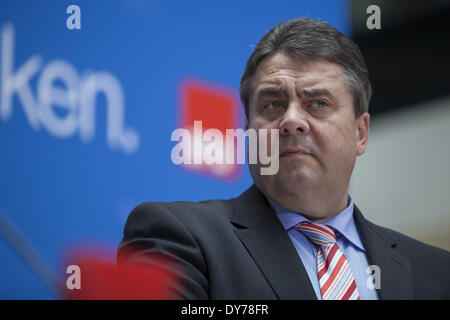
[251,53,349,98]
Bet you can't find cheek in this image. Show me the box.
[312,121,358,162]
[249,118,279,150]
[249,116,279,130]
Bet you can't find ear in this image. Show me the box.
[356,112,370,156]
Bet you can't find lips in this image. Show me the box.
[280,146,311,157]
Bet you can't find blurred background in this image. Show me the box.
[0,0,449,299]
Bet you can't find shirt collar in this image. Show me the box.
[267,194,365,252]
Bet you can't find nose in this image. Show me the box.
[279,103,310,136]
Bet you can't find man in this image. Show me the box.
[118,18,450,299]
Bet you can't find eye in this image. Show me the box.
[262,101,283,112]
[311,100,329,109]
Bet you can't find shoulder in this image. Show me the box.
[364,218,450,271]
[371,221,448,257]
[129,198,235,221]
[122,197,237,237]
[119,198,238,299]
[132,198,235,215]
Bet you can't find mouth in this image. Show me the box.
[280,146,311,158]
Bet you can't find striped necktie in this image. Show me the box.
[294,221,360,300]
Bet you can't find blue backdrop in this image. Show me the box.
[0,0,349,299]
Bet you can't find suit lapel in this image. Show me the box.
[354,206,414,299]
[231,185,317,300]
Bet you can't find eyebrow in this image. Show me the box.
[300,88,336,100]
[254,86,287,102]
[254,86,337,102]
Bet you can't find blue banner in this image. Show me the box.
[0,0,349,299]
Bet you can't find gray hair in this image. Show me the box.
[240,18,372,118]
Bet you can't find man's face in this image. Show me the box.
[245,53,370,215]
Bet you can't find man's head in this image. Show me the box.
[241,18,372,119]
[241,18,371,221]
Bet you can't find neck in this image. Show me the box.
[260,183,350,223]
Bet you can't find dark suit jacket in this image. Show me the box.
[118,184,450,299]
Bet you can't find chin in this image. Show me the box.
[274,167,315,190]
[281,164,313,179]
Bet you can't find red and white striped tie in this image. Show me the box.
[294,221,360,300]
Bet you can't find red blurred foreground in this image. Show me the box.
[61,246,180,300]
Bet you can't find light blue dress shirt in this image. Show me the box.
[268,195,379,300]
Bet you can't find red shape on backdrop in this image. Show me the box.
[182,80,236,132]
[178,78,242,180]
